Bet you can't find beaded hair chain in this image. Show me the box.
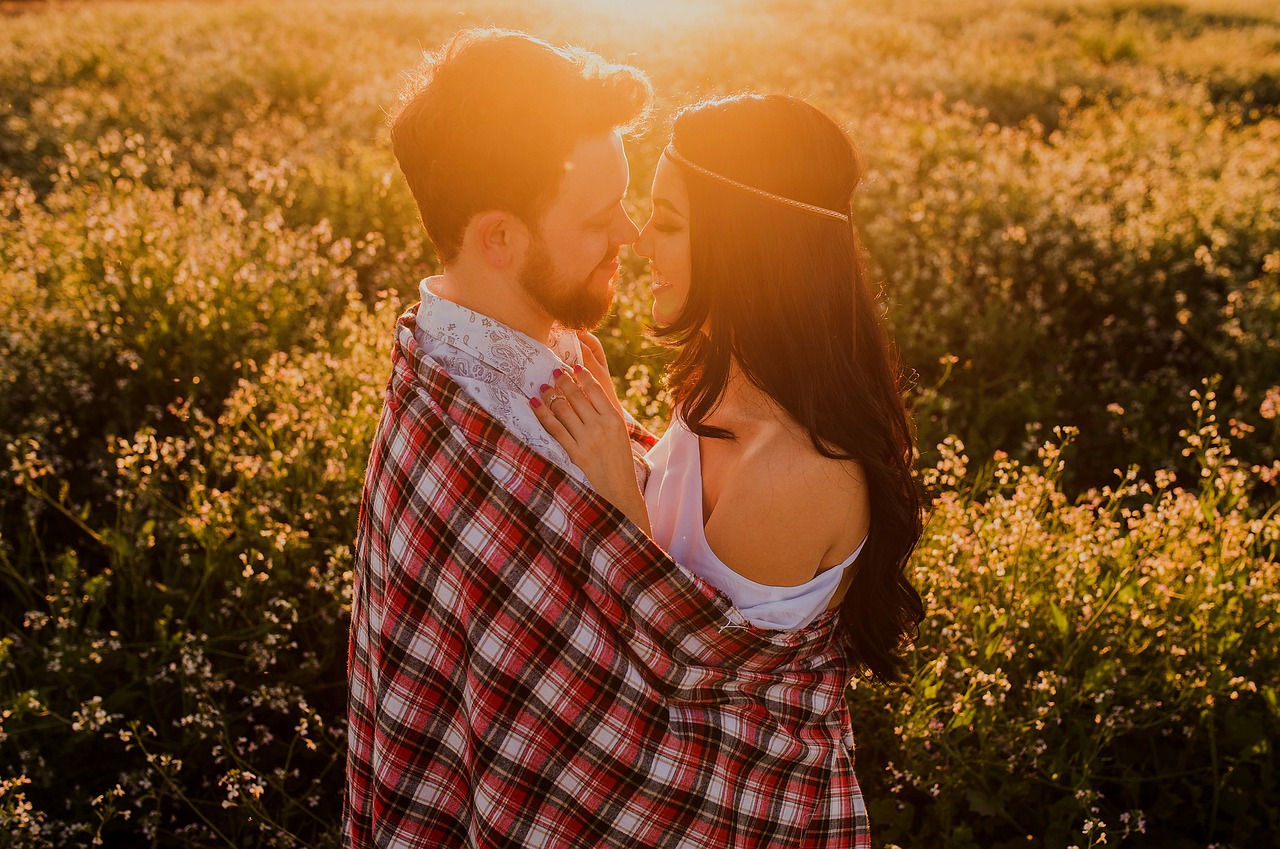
[663,145,851,223]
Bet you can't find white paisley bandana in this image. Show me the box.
[414,277,588,483]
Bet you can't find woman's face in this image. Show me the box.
[634,153,692,325]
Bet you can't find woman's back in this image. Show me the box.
[644,398,870,629]
[698,410,869,587]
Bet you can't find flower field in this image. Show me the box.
[1,0,1277,846]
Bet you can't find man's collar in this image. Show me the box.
[416,277,582,398]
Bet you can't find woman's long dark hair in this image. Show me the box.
[657,94,924,682]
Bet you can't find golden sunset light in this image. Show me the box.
[2,0,1278,847]
[557,0,731,26]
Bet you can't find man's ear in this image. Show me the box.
[472,211,532,270]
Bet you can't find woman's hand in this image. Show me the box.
[531,364,651,537]
[574,331,626,418]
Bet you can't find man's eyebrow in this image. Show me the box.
[654,197,684,216]
[590,195,624,219]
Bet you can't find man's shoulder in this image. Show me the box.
[368,328,454,459]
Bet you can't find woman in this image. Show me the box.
[532,93,924,680]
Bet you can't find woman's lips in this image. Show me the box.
[650,268,671,291]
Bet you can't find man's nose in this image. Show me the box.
[615,209,640,246]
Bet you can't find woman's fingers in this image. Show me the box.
[531,384,580,447]
[575,332,612,382]
[532,365,622,456]
[574,333,626,416]
[532,363,641,528]
[576,331,608,369]
[531,395,575,445]
[570,364,619,418]
[552,368,597,420]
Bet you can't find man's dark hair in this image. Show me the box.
[389,29,652,264]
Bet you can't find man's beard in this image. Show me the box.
[518,236,616,332]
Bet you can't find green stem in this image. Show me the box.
[22,482,108,548]
[1207,710,1220,839]
[131,723,238,848]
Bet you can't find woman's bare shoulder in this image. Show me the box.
[759,436,870,549]
[703,430,871,586]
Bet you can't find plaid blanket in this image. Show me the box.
[345,306,870,848]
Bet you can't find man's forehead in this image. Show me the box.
[559,133,628,207]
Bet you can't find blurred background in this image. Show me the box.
[1,1,1277,847]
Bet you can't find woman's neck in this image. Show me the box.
[707,360,790,436]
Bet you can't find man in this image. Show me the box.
[346,29,866,848]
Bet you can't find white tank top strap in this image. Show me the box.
[643,418,865,631]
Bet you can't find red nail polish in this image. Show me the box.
[530,397,542,408]
[552,368,563,379]
[539,383,551,392]
[573,364,585,373]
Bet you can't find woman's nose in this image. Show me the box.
[633,222,654,259]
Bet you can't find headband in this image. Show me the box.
[663,144,851,223]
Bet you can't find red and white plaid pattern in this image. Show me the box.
[345,306,870,848]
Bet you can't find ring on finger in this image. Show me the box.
[546,392,566,407]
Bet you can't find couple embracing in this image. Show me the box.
[346,27,923,849]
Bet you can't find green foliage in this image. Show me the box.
[1,0,1278,846]
[0,165,357,482]
[2,299,394,847]
[852,88,1280,486]
[851,391,1280,848]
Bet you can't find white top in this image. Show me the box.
[414,278,589,484]
[644,418,866,631]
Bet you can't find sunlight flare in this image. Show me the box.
[554,0,733,34]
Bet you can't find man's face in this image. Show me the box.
[518,132,639,331]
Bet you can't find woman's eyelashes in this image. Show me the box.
[651,214,683,233]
